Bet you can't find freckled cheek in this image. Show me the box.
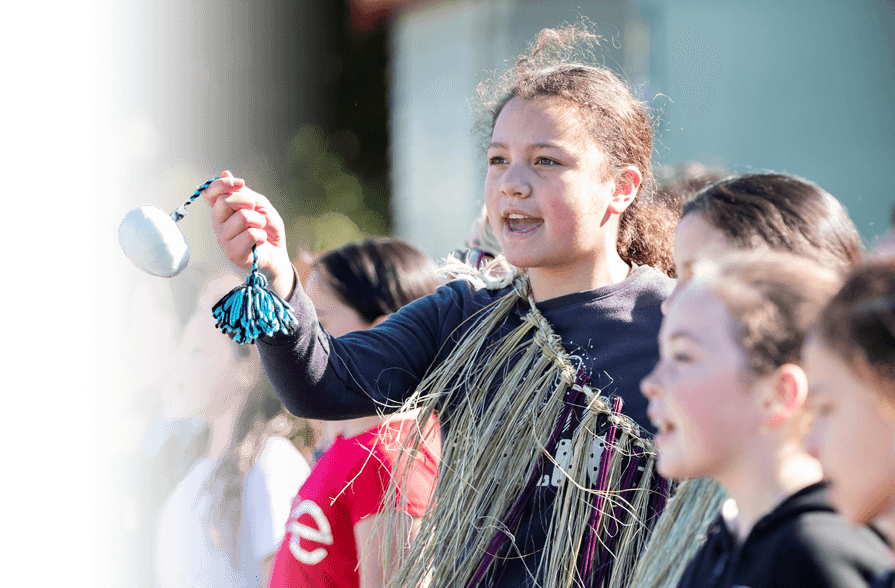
[484,197,500,220]
[483,176,500,204]
[484,173,499,193]
[546,207,583,240]
[484,188,502,217]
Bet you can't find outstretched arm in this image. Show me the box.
[202,171,473,421]
[257,278,465,419]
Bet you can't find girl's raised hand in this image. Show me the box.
[202,171,295,298]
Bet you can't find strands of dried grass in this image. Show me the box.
[626,478,728,588]
[607,450,658,588]
[438,253,517,289]
[380,275,670,588]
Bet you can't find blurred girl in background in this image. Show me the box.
[155,272,312,588]
[667,172,864,311]
[804,257,895,588]
[632,172,867,588]
[642,252,891,588]
[268,237,442,588]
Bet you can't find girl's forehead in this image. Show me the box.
[662,284,735,344]
[492,96,596,147]
[674,214,734,261]
[803,338,854,390]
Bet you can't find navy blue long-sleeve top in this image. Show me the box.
[257,265,674,587]
[258,265,672,430]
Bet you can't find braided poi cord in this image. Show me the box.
[172,176,218,222]
[182,176,297,344]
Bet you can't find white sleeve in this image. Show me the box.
[242,436,312,562]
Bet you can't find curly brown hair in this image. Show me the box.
[474,20,678,276]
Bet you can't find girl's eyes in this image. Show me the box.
[486,155,560,166]
[672,352,695,364]
[657,347,696,365]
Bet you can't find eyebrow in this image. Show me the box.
[667,330,703,345]
[488,142,565,151]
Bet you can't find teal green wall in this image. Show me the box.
[641,0,895,244]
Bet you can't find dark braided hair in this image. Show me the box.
[816,257,895,397]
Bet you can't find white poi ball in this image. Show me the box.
[119,205,190,277]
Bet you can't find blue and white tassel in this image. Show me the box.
[212,245,297,344]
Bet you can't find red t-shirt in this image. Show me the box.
[269,415,440,588]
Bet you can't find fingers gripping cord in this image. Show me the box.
[181,176,296,345]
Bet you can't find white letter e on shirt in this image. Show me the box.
[288,500,334,565]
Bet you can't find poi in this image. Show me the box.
[118,177,215,277]
[118,176,296,344]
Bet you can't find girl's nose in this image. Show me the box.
[640,368,663,400]
[500,164,531,199]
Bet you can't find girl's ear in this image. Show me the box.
[607,166,643,215]
[762,364,809,429]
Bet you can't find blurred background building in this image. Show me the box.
[388,0,895,255]
[91,0,895,586]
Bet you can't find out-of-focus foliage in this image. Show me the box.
[281,125,390,254]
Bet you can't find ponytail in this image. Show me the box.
[618,188,679,276]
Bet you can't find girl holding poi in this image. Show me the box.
[203,22,680,588]
[119,174,297,343]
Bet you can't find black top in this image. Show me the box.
[257,266,674,587]
[871,570,895,588]
[258,266,672,432]
[678,482,893,588]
